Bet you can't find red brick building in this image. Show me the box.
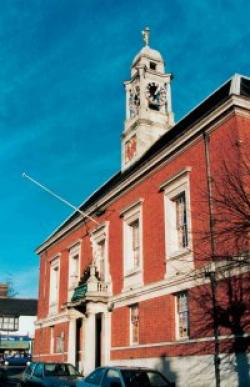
[34,36,250,386]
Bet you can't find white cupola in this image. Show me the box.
[122,27,174,171]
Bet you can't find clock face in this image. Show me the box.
[125,135,137,163]
[129,86,140,118]
[145,82,166,108]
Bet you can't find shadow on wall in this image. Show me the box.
[156,354,177,386]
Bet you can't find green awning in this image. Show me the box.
[0,341,30,350]
[71,283,87,302]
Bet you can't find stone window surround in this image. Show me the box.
[129,304,139,346]
[49,256,60,315]
[162,168,192,259]
[175,291,189,340]
[120,200,144,287]
[90,222,110,283]
[68,242,81,301]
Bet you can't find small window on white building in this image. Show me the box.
[121,200,143,290]
[130,304,139,345]
[49,257,60,314]
[176,292,189,339]
[0,316,19,331]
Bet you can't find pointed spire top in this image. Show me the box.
[142,27,150,47]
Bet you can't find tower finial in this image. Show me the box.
[142,27,150,47]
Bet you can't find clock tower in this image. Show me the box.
[122,28,174,170]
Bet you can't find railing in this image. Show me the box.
[71,264,111,303]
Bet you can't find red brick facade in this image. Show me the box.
[34,65,250,385]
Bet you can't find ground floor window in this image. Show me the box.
[130,304,139,345]
[176,291,189,339]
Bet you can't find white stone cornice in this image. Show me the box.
[110,261,250,308]
[35,309,84,328]
[37,96,250,254]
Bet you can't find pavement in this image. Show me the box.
[0,366,25,386]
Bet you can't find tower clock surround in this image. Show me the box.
[122,28,174,171]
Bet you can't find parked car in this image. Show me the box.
[4,354,32,366]
[21,362,82,386]
[0,367,7,386]
[78,366,175,387]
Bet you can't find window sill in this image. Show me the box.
[124,268,142,278]
[168,248,192,260]
[175,336,189,342]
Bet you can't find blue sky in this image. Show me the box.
[1,0,250,298]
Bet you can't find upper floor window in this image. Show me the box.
[127,219,140,271]
[91,223,109,283]
[49,257,60,314]
[162,169,192,258]
[130,304,139,345]
[161,168,194,277]
[121,201,143,275]
[176,291,189,339]
[121,200,143,290]
[174,192,188,249]
[68,243,80,289]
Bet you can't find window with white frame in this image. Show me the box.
[163,170,192,258]
[174,192,189,249]
[0,316,19,331]
[49,257,60,314]
[121,200,143,290]
[130,304,139,345]
[91,223,109,282]
[122,201,143,274]
[68,243,80,290]
[127,219,140,272]
[50,326,54,353]
[176,291,189,339]
[55,332,64,353]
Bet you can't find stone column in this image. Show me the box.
[102,311,111,366]
[83,312,96,376]
[67,318,76,366]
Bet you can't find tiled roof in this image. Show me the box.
[0,298,37,317]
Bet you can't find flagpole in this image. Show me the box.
[22,172,100,225]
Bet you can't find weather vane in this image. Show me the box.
[142,27,150,46]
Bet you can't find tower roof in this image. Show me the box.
[132,45,164,67]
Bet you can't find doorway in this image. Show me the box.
[75,318,82,370]
[95,313,102,368]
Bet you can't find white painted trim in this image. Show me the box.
[110,261,250,308]
[49,256,60,315]
[229,74,241,95]
[163,171,194,277]
[68,242,81,301]
[35,309,84,328]
[90,221,111,285]
[120,198,144,217]
[67,239,82,250]
[37,96,250,254]
[122,201,144,290]
[159,167,192,191]
[111,332,250,351]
